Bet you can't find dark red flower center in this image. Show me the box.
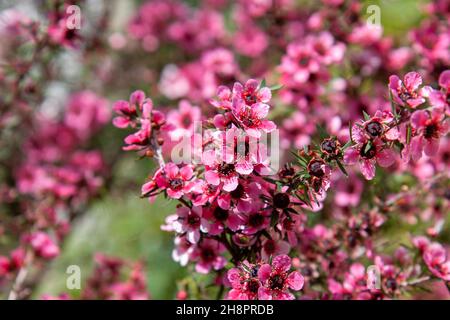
[360,142,377,159]
[308,160,325,177]
[273,193,290,209]
[201,248,215,262]
[321,139,337,154]
[243,91,258,105]
[264,240,276,254]
[365,121,383,137]
[230,184,245,199]
[248,213,265,227]
[170,178,184,190]
[187,214,200,226]
[269,273,285,291]
[424,123,438,139]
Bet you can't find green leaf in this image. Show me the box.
[290,151,307,166]
[363,110,371,121]
[260,78,266,88]
[342,140,353,150]
[406,124,412,145]
[364,140,373,153]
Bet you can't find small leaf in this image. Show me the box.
[406,124,412,145]
[364,140,373,153]
[389,91,397,116]
[349,122,354,142]
[260,78,267,88]
[269,84,283,91]
[342,140,353,150]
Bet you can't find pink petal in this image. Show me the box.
[223,175,238,192]
[424,138,439,156]
[112,117,130,128]
[130,90,145,105]
[261,120,276,132]
[258,287,272,300]
[273,254,291,272]
[343,148,359,165]
[253,103,269,118]
[165,163,179,179]
[245,79,259,92]
[205,170,220,186]
[180,165,193,180]
[388,75,401,90]
[404,71,422,91]
[258,87,272,103]
[258,264,272,282]
[410,136,424,161]
[236,162,253,175]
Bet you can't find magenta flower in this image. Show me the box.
[227,263,261,300]
[113,90,146,129]
[261,232,290,262]
[409,108,448,161]
[241,205,271,235]
[258,255,304,300]
[26,232,60,259]
[166,100,202,141]
[203,149,240,192]
[389,72,426,108]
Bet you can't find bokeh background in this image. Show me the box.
[8,0,430,299]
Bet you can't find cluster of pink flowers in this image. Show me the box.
[43,253,149,300]
[1,0,449,301]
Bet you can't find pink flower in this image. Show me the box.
[201,203,243,235]
[423,242,450,281]
[26,232,60,259]
[258,255,304,300]
[166,100,202,141]
[65,91,110,140]
[151,162,195,199]
[389,72,426,108]
[203,149,240,192]
[344,125,396,180]
[279,42,320,84]
[261,233,290,262]
[240,205,271,235]
[227,263,261,300]
[409,108,448,160]
[190,239,227,274]
[232,99,276,138]
[113,90,146,129]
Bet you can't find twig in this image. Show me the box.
[8,250,33,300]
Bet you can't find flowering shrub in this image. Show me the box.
[0,0,449,300]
